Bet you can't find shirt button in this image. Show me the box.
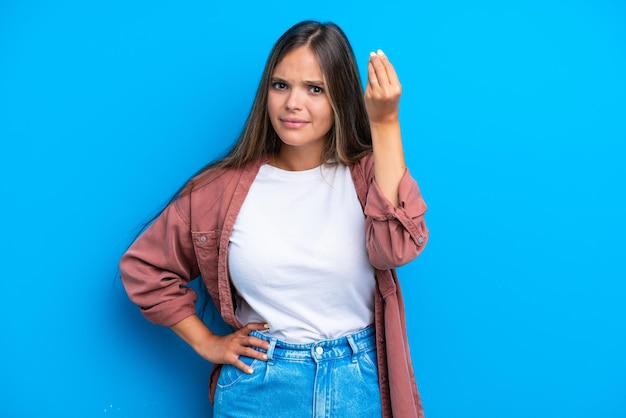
[200,236,207,242]
[417,236,424,244]
[315,347,324,355]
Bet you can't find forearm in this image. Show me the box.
[371,120,406,207]
[170,314,217,356]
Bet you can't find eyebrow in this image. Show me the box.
[271,77,325,86]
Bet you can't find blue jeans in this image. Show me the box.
[213,326,382,418]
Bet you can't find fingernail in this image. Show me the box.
[264,323,270,329]
[263,354,268,360]
[369,51,376,58]
[377,49,385,56]
[248,368,254,374]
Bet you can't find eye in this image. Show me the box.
[310,85,324,94]
[272,82,287,90]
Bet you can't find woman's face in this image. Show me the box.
[267,46,334,158]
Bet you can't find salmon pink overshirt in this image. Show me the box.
[119,152,429,418]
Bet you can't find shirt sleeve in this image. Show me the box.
[364,168,429,270]
[119,197,200,326]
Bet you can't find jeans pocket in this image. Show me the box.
[358,348,380,377]
[217,356,261,390]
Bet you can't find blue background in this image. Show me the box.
[1,0,625,417]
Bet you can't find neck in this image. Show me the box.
[272,144,325,171]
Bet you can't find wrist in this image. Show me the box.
[369,119,401,135]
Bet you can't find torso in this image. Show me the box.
[228,163,376,343]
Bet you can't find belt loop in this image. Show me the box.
[266,338,277,366]
[347,335,359,363]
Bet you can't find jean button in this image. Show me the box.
[315,346,323,355]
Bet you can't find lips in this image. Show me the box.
[280,118,309,128]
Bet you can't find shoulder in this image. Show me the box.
[188,157,266,196]
[347,152,375,203]
[350,152,375,180]
[172,158,266,226]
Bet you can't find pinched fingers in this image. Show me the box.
[365,49,402,123]
[367,50,388,88]
[367,50,401,97]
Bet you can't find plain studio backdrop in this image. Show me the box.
[1,0,624,417]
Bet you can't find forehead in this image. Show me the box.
[272,46,323,79]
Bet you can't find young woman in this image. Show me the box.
[120,20,429,418]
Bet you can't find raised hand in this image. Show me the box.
[365,49,402,125]
[363,49,406,207]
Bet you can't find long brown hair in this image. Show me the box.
[185,20,372,194]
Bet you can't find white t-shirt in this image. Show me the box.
[228,163,376,343]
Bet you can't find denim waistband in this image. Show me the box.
[250,326,376,364]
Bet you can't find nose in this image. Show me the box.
[286,88,303,110]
